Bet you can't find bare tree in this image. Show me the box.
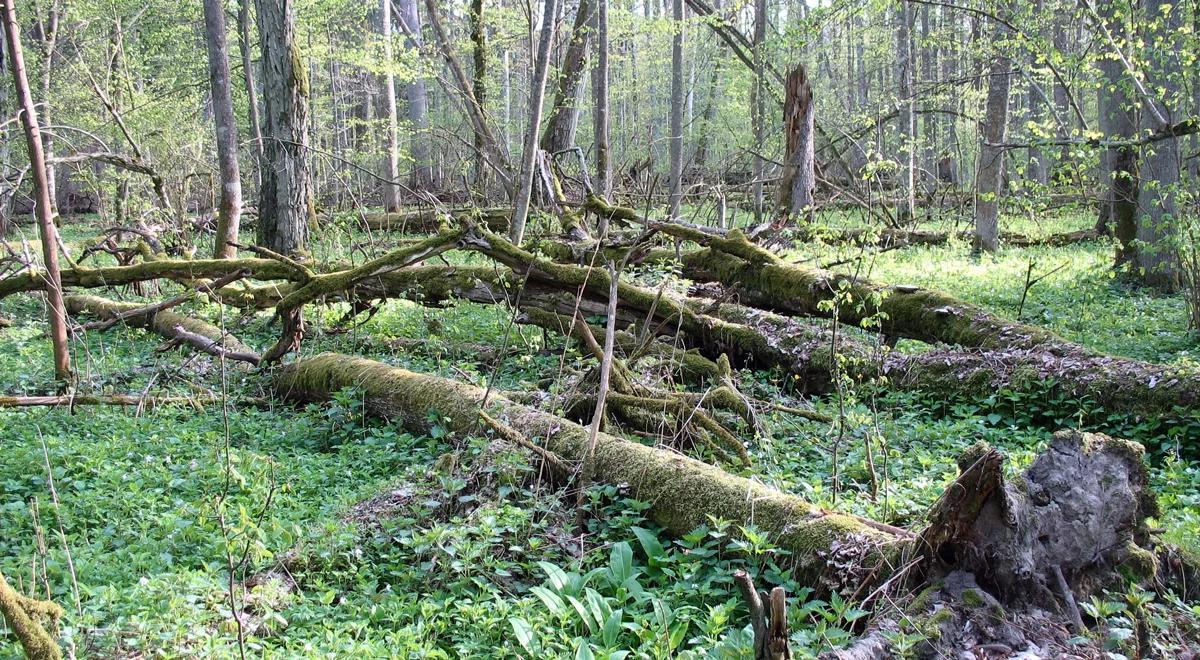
[974,28,1010,253]
[469,0,486,187]
[379,0,401,210]
[255,0,312,255]
[203,0,244,259]
[667,0,684,221]
[509,0,560,245]
[2,0,70,381]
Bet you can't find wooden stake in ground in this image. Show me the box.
[1,0,72,382]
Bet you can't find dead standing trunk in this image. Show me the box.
[469,0,487,188]
[2,0,71,381]
[591,0,611,199]
[254,0,313,256]
[779,65,814,221]
[203,0,244,259]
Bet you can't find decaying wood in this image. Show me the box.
[0,394,212,409]
[0,570,63,660]
[66,294,261,365]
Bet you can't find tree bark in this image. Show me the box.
[255,0,313,256]
[237,0,265,191]
[1133,0,1181,290]
[1095,0,1137,250]
[750,0,766,224]
[591,0,611,199]
[203,0,244,259]
[395,0,433,189]
[468,0,487,187]
[542,0,594,154]
[667,0,685,222]
[895,2,916,223]
[779,65,814,220]
[974,33,1009,253]
[2,0,71,381]
[508,0,560,245]
[379,0,402,211]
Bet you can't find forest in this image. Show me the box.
[0,0,1199,656]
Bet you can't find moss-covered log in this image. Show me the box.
[274,353,909,590]
[66,294,261,365]
[0,257,295,298]
[274,355,1180,621]
[0,570,62,660]
[794,226,1100,249]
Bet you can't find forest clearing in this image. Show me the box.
[1,0,1199,657]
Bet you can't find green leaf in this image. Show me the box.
[509,618,536,653]
[630,527,667,563]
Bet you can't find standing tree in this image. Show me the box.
[396,0,432,189]
[203,0,244,259]
[2,0,71,381]
[237,0,264,189]
[750,0,766,224]
[508,0,559,245]
[667,0,684,221]
[895,2,916,223]
[255,0,312,256]
[1132,0,1182,289]
[379,0,402,211]
[469,0,487,188]
[1094,0,1137,254]
[591,0,611,200]
[974,26,1011,253]
[542,0,594,154]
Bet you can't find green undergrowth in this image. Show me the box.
[2,208,1199,657]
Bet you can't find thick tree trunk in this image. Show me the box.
[667,0,684,221]
[255,0,312,256]
[542,0,594,154]
[1095,0,1138,250]
[508,0,560,245]
[779,65,814,220]
[379,0,402,210]
[203,0,244,259]
[974,40,1009,253]
[1133,0,1181,290]
[2,0,71,381]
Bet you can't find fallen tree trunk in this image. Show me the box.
[0,257,295,298]
[66,294,261,365]
[275,354,1176,656]
[0,394,213,408]
[274,353,909,590]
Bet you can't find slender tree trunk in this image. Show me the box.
[592,0,611,200]
[896,2,916,222]
[974,34,1010,253]
[1134,0,1181,289]
[203,0,244,259]
[469,0,487,187]
[751,0,766,223]
[509,0,560,245]
[667,0,684,221]
[255,0,312,255]
[238,0,265,190]
[542,0,594,153]
[1095,0,1136,245]
[397,0,432,189]
[379,0,402,210]
[2,0,70,381]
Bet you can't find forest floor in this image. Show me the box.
[2,206,1199,658]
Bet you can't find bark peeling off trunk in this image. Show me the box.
[274,353,908,591]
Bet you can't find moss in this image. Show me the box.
[276,353,914,589]
[959,588,985,608]
[0,571,62,660]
